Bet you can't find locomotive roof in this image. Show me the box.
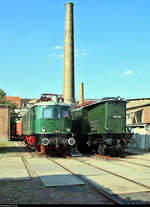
[72,97,126,111]
[30,101,71,108]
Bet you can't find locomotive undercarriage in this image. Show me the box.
[23,133,80,156]
[91,133,129,156]
[77,133,130,157]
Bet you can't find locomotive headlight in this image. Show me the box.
[42,127,46,132]
[66,127,71,132]
[68,138,75,146]
[41,138,49,146]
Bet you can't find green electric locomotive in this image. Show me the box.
[71,97,132,156]
[22,94,77,155]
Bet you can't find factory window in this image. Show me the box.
[133,110,143,124]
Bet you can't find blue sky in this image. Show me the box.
[0,0,150,100]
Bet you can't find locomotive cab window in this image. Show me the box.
[43,107,53,119]
[61,107,69,118]
[42,106,70,119]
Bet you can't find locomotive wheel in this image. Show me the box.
[118,147,125,157]
[98,144,106,155]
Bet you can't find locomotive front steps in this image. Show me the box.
[70,147,83,157]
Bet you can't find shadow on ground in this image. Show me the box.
[0,173,150,204]
[0,146,30,154]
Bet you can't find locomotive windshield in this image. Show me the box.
[42,106,70,119]
[61,107,69,118]
[43,107,53,119]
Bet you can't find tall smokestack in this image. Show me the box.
[79,82,84,104]
[63,2,75,104]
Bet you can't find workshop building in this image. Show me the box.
[0,104,10,140]
[127,98,150,151]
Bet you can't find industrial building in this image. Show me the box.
[6,96,21,108]
[0,104,10,140]
[5,96,37,136]
[127,98,150,151]
[6,96,37,109]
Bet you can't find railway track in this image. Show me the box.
[17,141,150,203]
[63,153,150,203]
[19,139,150,175]
[93,153,150,169]
[17,140,40,158]
[73,156,150,204]
[17,141,121,204]
[48,155,150,204]
[74,157,150,189]
[94,153,120,160]
[115,157,150,168]
[47,156,123,205]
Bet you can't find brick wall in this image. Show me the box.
[0,105,10,140]
[143,106,150,123]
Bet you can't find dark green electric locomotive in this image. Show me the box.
[22,95,77,155]
[71,97,132,156]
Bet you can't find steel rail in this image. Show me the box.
[94,153,150,169]
[47,156,124,204]
[113,158,150,168]
[74,157,150,190]
[17,141,150,203]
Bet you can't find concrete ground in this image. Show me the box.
[125,147,149,155]
[1,140,150,204]
[0,157,29,180]
[51,157,150,195]
[0,140,112,204]
[26,157,85,186]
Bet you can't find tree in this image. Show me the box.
[0,89,7,104]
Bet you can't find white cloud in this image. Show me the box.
[122,70,133,77]
[53,46,64,50]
